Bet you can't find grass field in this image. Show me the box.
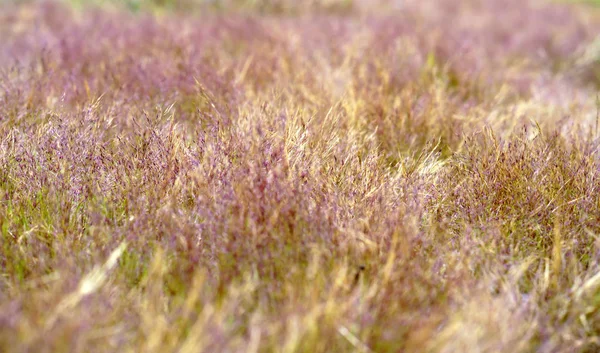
[2,0,600,352]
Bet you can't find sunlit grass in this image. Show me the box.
[1,0,600,352]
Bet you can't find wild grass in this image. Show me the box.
[1,0,600,352]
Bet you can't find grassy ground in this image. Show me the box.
[2,0,600,352]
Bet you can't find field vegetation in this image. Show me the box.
[2,0,600,352]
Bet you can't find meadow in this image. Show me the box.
[2,0,600,352]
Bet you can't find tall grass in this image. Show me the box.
[1,0,600,352]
